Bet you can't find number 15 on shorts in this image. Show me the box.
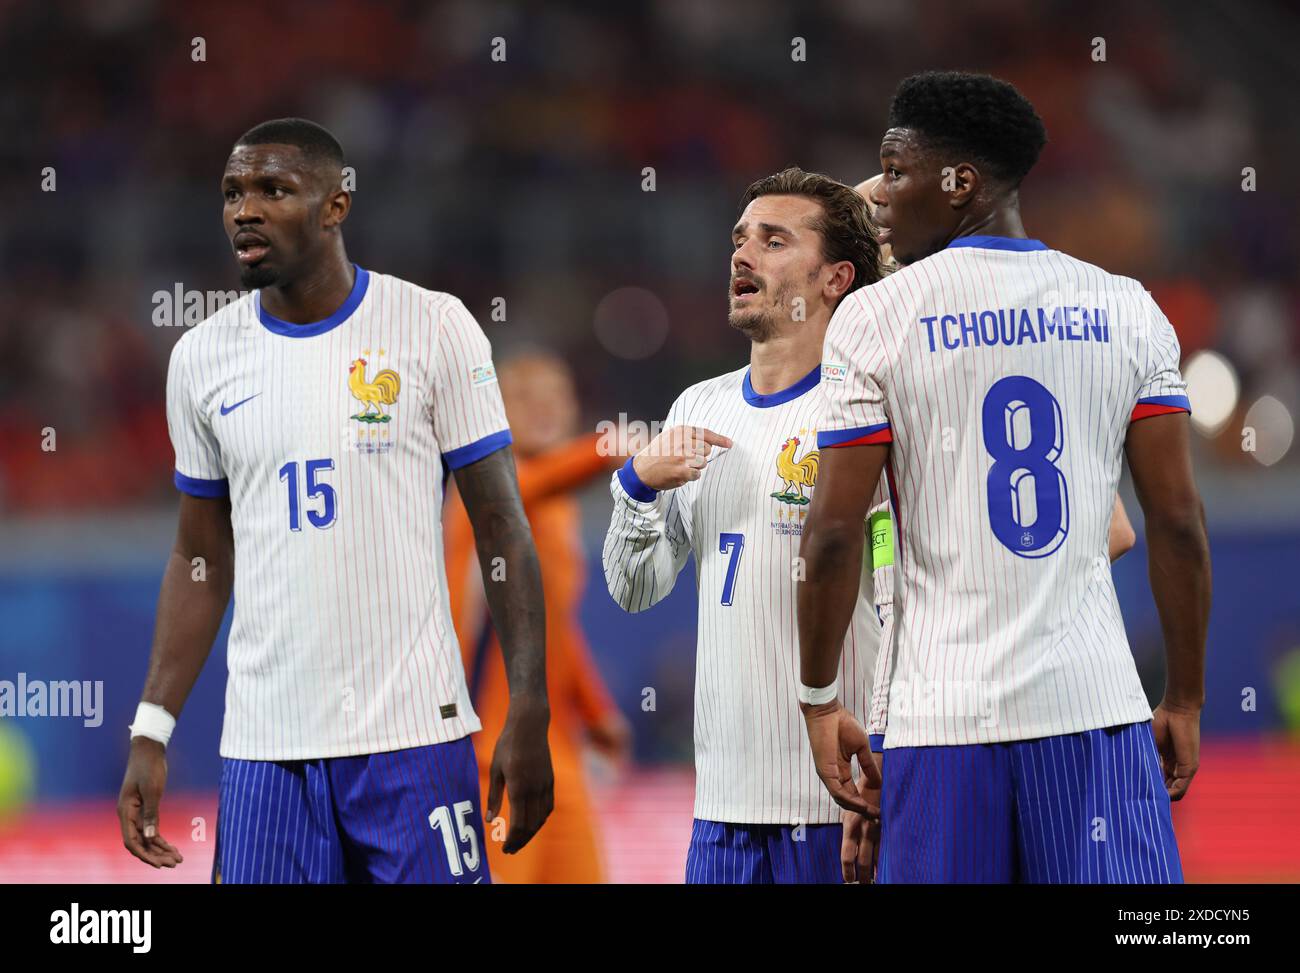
[429,801,481,878]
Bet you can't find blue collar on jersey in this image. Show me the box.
[946,235,1047,252]
[742,362,821,408]
[257,264,370,337]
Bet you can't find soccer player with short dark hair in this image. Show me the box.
[117,118,554,883]
[799,73,1210,883]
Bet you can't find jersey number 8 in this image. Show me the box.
[981,376,1069,558]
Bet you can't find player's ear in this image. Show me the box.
[947,162,980,209]
[825,260,855,302]
[323,187,351,229]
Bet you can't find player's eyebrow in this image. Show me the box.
[222,169,302,188]
[732,221,795,240]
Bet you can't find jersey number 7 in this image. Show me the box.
[719,532,745,605]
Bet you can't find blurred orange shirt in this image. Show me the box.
[443,434,618,881]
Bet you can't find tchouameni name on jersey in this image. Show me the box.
[922,305,1111,352]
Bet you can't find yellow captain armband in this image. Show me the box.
[868,510,894,570]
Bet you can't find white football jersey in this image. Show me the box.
[166,266,510,759]
[818,236,1192,748]
[603,364,881,824]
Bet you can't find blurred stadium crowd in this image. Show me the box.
[1,0,1298,512]
[1,0,1299,882]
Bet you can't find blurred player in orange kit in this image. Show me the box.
[444,349,632,883]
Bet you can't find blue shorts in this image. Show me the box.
[214,736,490,884]
[877,721,1183,883]
[685,819,842,884]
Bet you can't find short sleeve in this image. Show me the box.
[167,339,228,497]
[432,298,512,469]
[816,294,893,449]
[1131,294,1192,422]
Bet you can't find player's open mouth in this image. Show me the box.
[234,233,271,265]
[732,278,760,299]
[236,245,269,265]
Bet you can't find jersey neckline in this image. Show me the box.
[946,235,1047,252]
[256,264,370,338]
[742,362,821,408]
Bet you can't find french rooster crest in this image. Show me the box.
[772,435,819,505]
[348,357,401,423]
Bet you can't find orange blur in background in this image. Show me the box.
[443,352,631,883]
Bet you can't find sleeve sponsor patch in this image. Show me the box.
[470,361,498,387]
[821,362,848,384]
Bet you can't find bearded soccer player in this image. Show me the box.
[116,118,554,883]
[800,73,1210,883]
[604,168,886,883]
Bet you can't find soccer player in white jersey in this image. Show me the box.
[603,168,885,883]
[838,173,1140,879]
[798,73,1211,883]
[116,119,554,883]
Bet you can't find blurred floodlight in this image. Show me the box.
[1184,350,1239,435]
[1244,395,1295,467]
[593,287,671,361]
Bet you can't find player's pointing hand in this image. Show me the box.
[632,425,733,491]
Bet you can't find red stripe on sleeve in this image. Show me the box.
[1130,403,1190,422]
[826,427,893,447]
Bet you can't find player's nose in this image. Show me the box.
[868,180,888,210]
[232,197,265,225]
[732,240,756,272]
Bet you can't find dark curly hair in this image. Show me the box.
[738,167,883,299]
[888,71,1047,187]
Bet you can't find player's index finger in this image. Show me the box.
[696,427,733,448]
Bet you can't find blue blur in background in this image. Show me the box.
[2,528,1293,799]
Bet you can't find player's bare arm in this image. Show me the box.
[796,441,888,817]
[1125,412,1211,801]
[454,445,555,852]
[118,493,234,867]
[632,425,733,490]
[1109,495,1137,562]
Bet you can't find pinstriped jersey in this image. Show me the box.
[603,363,881,824]
[817,237,1191,748]
[165,266,510,759]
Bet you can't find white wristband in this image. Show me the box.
[797,678,839,706]
[130,702,176,747]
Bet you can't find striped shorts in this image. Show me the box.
[213,736,490,884]
[685,819,843,884]
[877,721,1183,883]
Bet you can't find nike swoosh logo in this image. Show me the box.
[219,393,261,416]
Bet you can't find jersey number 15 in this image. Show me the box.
[278,458,337,531]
